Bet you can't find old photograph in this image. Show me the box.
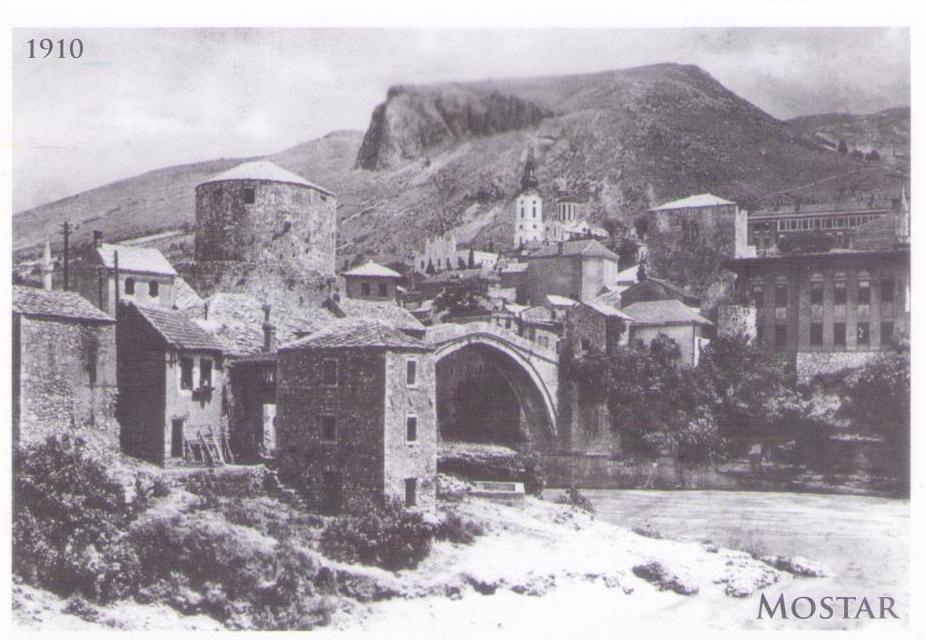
[7,13,913,635]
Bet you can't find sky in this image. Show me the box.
[12,27,910,212]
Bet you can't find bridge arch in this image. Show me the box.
[427,323,559,447]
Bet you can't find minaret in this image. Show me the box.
[513,148,545,247]
[41,240,54,291]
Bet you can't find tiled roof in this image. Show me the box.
[280,318,431,352]
[131,303,226,352]
[201,160,334,196]
[583,300,633,320]
[13,285,114,323]
[528,239,619,260]
[520,305,555,322]
[172,277,205,311]
[96,243,177,276]
[650,193,735,211]
[546,294,578,307]
[623,299,712,326]
[333,297,424,333]
[343,261,401,278]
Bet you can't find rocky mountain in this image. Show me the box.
[787,107,910,164]
[13,63,907,266]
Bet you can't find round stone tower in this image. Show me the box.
[194,160,337,277]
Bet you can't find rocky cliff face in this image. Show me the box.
[356,85,553,170]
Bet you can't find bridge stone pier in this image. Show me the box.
[424,322,560,447]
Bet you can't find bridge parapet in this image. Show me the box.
[424,321,559,363]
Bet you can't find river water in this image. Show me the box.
[584,489,910,627]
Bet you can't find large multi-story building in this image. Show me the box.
[725,210,910,379]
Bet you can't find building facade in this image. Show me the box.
[276,320,437,513]
[342,261,402,301]
[523,239,620,306]
[13,285,118,451]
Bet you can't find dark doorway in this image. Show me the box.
[322,471,343,513]
[171,419,184,458]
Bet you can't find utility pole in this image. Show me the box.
[61,221,70,290]
[113,250,120,311]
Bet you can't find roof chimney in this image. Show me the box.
[93,230,104,248]
[262,304,276,353]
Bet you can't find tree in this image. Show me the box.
[838,347,909,457]
[467,248,476,268]
[425,258,436,275]
[865,149,881,162]
[837,139,848,154]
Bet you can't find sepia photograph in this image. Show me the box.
[5,5,916,635]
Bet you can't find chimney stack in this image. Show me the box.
[93,230,104,248]
[262,304,277,353]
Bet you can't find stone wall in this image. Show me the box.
[14,315,118,454]
[795,351,879,383]
[277,348,388,512]
[195,179,337,278]
[716,304,757,340]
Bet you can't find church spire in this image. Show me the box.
[520,147,539,191]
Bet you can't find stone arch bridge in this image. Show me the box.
[424,322,560,442]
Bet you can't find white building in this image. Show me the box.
[513,149,545,247]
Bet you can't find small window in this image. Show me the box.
[320,415,337,442]
[810,281,823,305]
[322,359,338,386]
[857,322,870,346]
[774,284,788,308]
[243,187,255,204]
[406,415,418,442]
[881,278,895,303]
[834,322,847,347]
[200,358,213,389]
[581,338,591,351]
[180,357,194,390]
[406,359,417,387]
[834,280,847,305]
[751,285,765,309]
[378,282,388,297]
[880,321,894,346]
[774,324,787,349]
[361,282,371,296]
[405,478,417,507]
[149,280,159,297]
[858,280,871,305]
[124,277,136,295]
[810,323,823,346]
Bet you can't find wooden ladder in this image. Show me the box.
[198,431,224,467]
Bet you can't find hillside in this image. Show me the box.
[787,107,910,164]
[13,63,907,263]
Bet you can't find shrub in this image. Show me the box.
[437,444,546,495]
[434,509,486,544]
[319,499,433,571]
[13,436,141,603]
[554,487,595,514]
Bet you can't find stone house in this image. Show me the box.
[276,319,436,513]
[523,239,619,306]
[622,299,713,367]
[648,193,749,259]
[619,277,702,310]
[12,285,118,450]
[563,301,633,358]
[117,302,228,466]
[342,261,402,301]
[74,232,179,316]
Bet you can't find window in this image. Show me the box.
[774,283,788,308]
[149,280,159,297]
[857,322,870,346]
[581,338,591,351]
[405,478,417,507]
[406,416,418,442]
[810,281,823,305]
[857,279,871,305]
[124,278,135,295]
[378,282,388,297]
[774,324,787,349]
[361,282,371,296]
[751,284,765,309]
[833,322,846,347]
[180,357,194,390]
[880,321,894,346]
[406,359,417,387]
[834,280,847,305]
[320,415,337,442]
[243,187,255,204]
[200,358,213,389]
[322,359,338,386]
[810,323,823,346]
[881,278,895,303]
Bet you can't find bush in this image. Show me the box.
[319,499,433,571]
[434,509,486,544]
[554,487,595,514]
[437,444,546,495]
[13,436,142,603]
